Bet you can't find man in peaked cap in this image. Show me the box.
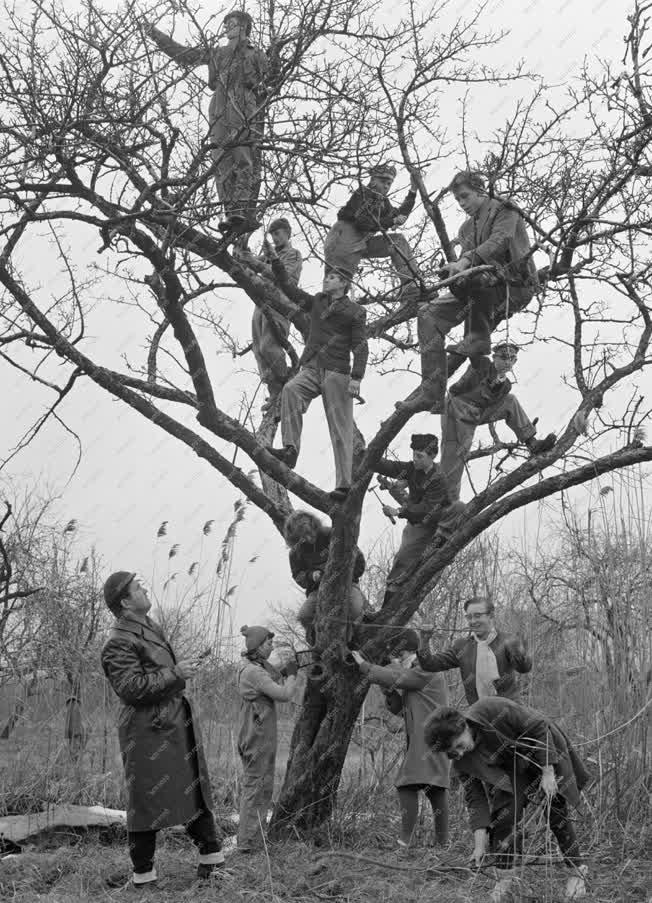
[375,434,465,604]
[439,342,556,500]
[236,217,303,413]
[143,7,268,237]
[101,573,223,889]
[323,162,423,302]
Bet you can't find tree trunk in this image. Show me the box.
[269,656,368,836]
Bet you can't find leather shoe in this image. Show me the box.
[267,445,298,468]
[526,432,556,455]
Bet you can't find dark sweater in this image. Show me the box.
[289,527,366,595]
[272,258,368,379]
[375,459,450,526]
[337,186,417,234]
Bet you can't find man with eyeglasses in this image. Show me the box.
[417,596,532,705]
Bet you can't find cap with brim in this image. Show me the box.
[103,571,136,608]
[370,163,397,179]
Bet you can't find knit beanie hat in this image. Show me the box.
[410,433,439,455]
[240,625,274,652]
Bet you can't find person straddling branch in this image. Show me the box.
[350,628,450,849]
[236,625,298,854]
[324,163,423,302]
[143,10,268,236]
[406,170,539,413]
[236,217,303,412]
[100,572,223,889]
[266,250,368,502]
[284,510,369,646]
[439,342,557,500]
[424,698,590,902]
[417,596,532,705]
[377,434,465,606]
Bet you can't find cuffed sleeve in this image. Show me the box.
[459,770,492,830]
[145,25,209,69]
[417,643,461,673]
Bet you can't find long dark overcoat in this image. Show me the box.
[101,615,214,832]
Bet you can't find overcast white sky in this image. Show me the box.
[2,0,649,652]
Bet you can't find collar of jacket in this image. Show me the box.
[111,614,171,651]
[319,293,353,320]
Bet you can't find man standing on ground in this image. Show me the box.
[439,342,556,499]
[101,572,223,889]
[404,171,538,412]
[417,596,532,705]
[424,698,590,902]
[266,255,368,503]
[377,434,465,605]
[144,10,268,235]
[324,163,422,301]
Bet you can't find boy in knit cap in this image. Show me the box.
[439,342,556,499]
[324,162,422,301]
[266,251,368,502]
[236,626,297,852]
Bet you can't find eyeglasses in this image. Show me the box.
[465,612,489,620]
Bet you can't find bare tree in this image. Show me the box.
[0,0,650,832]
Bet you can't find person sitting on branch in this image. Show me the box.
[237,217,303,412]
[424,698,590,903]
[403,170,539,413]
[324,163,423,302]
[417,596,532,705]
[143,9,268,236]
[350,628,450,849]
[284,510,368,645]
[439,342,557,500]
[377,434,465,607]
[266,252,368,503]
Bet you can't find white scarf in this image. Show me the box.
[473,629,499,699]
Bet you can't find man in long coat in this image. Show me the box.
[405,170,538,413]
[418,596,532,705]
[101,572,222,888]
[144,10,268,234]
[439,342,557,499]
[352,628,450,847]
[424,698,590,902]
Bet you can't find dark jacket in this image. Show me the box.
[289,526,365,595]
[417,630,532,705]
[337,186,417,234]
[101,613,214,831]
[450,362,512,410]
[272,258,368,379]
[376,459,451,526]
[457,196,538,300]
[454,697,591,830]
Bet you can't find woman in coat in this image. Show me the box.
[284,510,367,645]
[236,625,297,852]
[352,628,450,847]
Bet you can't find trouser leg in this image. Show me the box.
[547,795,583,867]
[280,367,321,452]
[128,830,157,876]
[417,294,467,402]
[323,221,366,277]
[397,786,420,845]
[465,285,501,345]
[237,745,276,851]
[365,233,421,300]
[386,523,434,591]
[483,393,536,443]
[489,791,528,870]
[229,143,256,220]
[252,307,290,394]
[440,398,478,501]
[321,369,353,489]
[297,591,318,644]
[186,808,223,862]
[425,786,449,845]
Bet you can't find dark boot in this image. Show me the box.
[446,333,491,357]
[267,444,298,468]
[197,862,224,880]
[526,433,556,455]
[329,486,350,503]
